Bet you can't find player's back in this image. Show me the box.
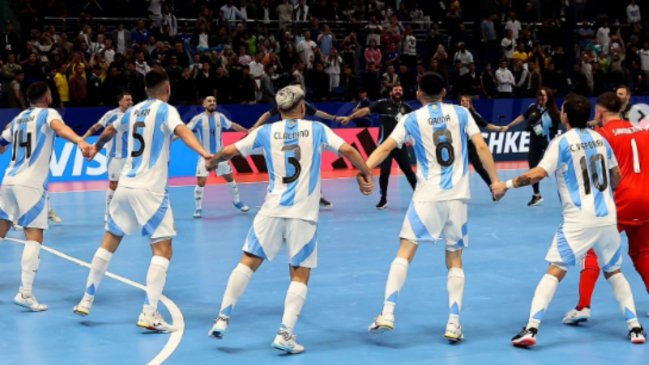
[545,128,617,227]
[597,120,649,224]
[394,102,478,202]
[117,98,183,193]
[252,119,343,222]
[1,107,60,189]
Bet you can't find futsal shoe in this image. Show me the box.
[511,327,538,347]
[628,326,647,344]
[527,195,543,207]
[48,210,63,223]
[376,197,388,210]
[208,316,229,339]
[232,201,250,213]
[193,209,202,219]
[562,307,591,325]
[13,292,48,312]
[319,197,333,209]
[272,328,305,354]
[136,310,176,333]
[444,320,464,342]
[368,313,395,333]
[72,298,94,316]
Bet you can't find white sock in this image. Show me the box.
[82,247,113,302]
[382,257,409,316]
[607,272,641,329]
[144,256,170,312]
[105,189,115,218]
[526,274,559,329]
[281,281,308,334]
[20,240,42,296]
[219,263,253,318]
[228,181,241,203]
[194,186,204,210]
[447,267,465,323]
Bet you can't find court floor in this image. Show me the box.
[0,169,647,365]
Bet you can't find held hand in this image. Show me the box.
[78,140,93,159]
[337,116,351,125]
[356,172,374,195]
[490,181,507,201]
[500,125,509,132]
[86,145,99,161]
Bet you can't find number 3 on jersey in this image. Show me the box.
[282,144,301,184]
[433,129,455,167]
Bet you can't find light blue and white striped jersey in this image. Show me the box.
[389,102,480,202]
[111,98,183,193]
[538,128,618,227]
[0,107,62,189]
[97,108,126,159]
[186,111,233,154]
[235,119,345,222]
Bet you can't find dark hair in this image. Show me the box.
[117,92,131,103]
[562,93,591,128]
[418,72,445,96]
[616,85,631,95]
[596,91,622,113]
[26,82,49,103]
[145,69,169,89]
[538,87,560,121]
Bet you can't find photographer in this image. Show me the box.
[505,87,560,206]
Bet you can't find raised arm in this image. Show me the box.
[229,121,248,133]
[507,113,526,129]
[314,110,336,121]
[251,111,272,129]
[81,122,105,140]
[337,106,371,125]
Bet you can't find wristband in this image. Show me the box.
[506,179,514,189]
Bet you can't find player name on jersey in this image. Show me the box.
[569,139,605,152]
[273,130,310,140]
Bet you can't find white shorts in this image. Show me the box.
[546,224,622,272]
[196,157,232,177]
[243,214,318,268]
[106,187,176,241]
[399,200,468,251]
[0,185,48,229]
[108,157,125,182]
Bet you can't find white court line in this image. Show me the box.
[4,237,184,365]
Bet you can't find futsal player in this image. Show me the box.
[563,92,649,325]
[492,93,646,347]
[0,82,92,311]
[365,73,500,342]
[72,70,213,333]
[81,92,134,222]
[186,95,249,218]
[206,85,373,354]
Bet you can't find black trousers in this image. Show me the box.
[468,140,492,187]
[379,146,417,198]
[528,136,549,195]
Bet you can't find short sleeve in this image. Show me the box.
[186,116,199,131]
[522,103,536,119]
[220,114,233,129]
[388,115,409,146]
[234,126,263,157]
[464,110,481,138]
[369,100,383,114]
[604,138,618,169]
[321,124,345,152]
[537,137,561,176]
[0,123,13,146]
[166,105,183,133]
[46,109,63,127]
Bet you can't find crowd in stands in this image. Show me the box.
[1,0,648,108]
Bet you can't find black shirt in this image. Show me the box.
[469,109,489,128]
[369,98,413,142]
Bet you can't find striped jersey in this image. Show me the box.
[97,108,127,159]
[389,102,480,202]
[111,98,183,193]
[538,128,618,227]
[0,107,62,189]
[235,119,345,222]
[186,111,233,154]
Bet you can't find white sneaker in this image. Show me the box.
[272,329,305,354]
[208,316,229,339]
[562,307,591,325]
[136,310,176,333]
[232,201,250,213]
[73,298,94,316]
[193,209,202,219]
[444,320,464,342]
[629,326,646,344]
[13,292,48,311]
[368,313,395,333]
[48,210,62,224]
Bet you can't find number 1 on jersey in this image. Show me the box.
[579,153,608,195]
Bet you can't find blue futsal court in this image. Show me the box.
[0,170,647,364]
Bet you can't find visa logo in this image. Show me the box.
[50,142,107,177]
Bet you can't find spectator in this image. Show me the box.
[87,64,102,105]
[44,66,61,108]
[401,26,418,68]
[381,65,399,96]
[501,30,515,64]
[294,0,310,22]
[363,62,381,100]
[453,42,473,76]
[259,64,275,103]
[7,70,26,109]
[341,64,359,100]
[237,65,256,103]
[134,52,151,76]
[238,46,253,66]
[125,61,145,102]
[513,60,530,96]
[53,64,70,107]
[571,62,590,95]
[505,11,522,40]
[311,62,330,101]
[1,53,22,85]
[495,59,515,97]
[480,63,497,98]
[317,25,336,57]
[542,60,562,95]
[292,61,306,91]
[627,0,641,24]
[175,67,195,105]
[277,0,294,29]
[364,39,382,67]
[461,63,481,96]
[131,19,151,45]
[325,48,343,91]
[161,5,178,37]
[69,67,88,106]
[195,62,216,101]
[111,23,132,55]
[214,66,232,104]
[22,53,45,87]
[296,32,317,68]
[1,22,21,54]
[383,42,401,69]
[365,15,383,46]
[221,0,245,21]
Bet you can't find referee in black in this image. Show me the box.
[339,84,417,209]
[459,95,506,187]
